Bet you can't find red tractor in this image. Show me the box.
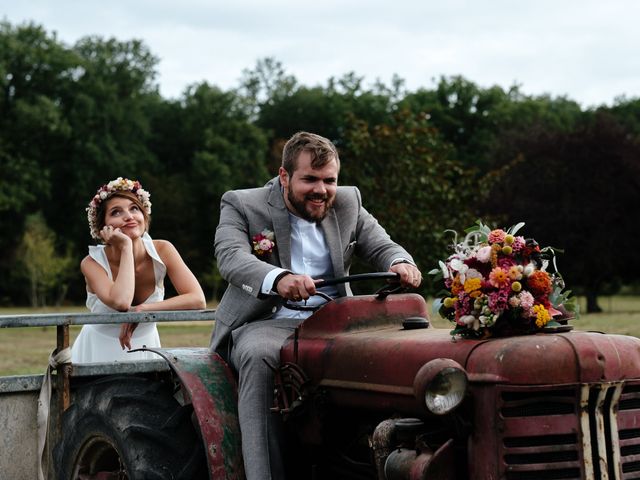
[270,275,640,479]
[5,274,639,479]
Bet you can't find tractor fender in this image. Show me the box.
[143,347,244,479]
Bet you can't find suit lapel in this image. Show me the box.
[267,180,292,269]
[321,208,344,279]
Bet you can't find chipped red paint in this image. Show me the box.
[145,348,244,479]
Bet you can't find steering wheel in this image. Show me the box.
[282,272,402,312]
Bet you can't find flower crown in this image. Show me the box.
[86,177,152,239]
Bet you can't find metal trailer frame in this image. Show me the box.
[0,310,242,480]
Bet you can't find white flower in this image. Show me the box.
[523,263,535,276]
[259,239,272,250]
[475,245,492,263]
[460,315,476,326]
[460,315,481,331]
[439,260,449,279]
[466,268,483,280]
[449,258,469,283]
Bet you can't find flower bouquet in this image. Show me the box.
[430,221,578,338]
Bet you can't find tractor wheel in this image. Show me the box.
[54,375,208,480]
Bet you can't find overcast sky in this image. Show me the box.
[3,1,639,108]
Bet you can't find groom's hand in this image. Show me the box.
[275,273,317,301]
[390,262,422,289]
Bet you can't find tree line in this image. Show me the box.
[2,21,639,311]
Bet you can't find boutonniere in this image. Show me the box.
[252,229,276,256]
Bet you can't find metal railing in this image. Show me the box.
[0,310,217,412]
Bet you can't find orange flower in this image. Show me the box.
[451,275,464,295]
[527,270,552,296]
[489,267,509,288]
[508,265,523,280]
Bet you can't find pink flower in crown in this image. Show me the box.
[252,229,276,256]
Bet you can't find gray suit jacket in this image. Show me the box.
[209,178,414,357]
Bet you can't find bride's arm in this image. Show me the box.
[132,240,206,312]
[81,230,135,312]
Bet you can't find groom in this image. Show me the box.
[210,131,422,479]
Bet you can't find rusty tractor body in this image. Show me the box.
[3,290,640,480]
[273,293,640,479]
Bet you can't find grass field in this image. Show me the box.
[1,296,639,376]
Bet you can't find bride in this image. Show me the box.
[71,177,206,363]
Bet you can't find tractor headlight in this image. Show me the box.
[413,359,468,415]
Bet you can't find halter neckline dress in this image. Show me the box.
[71,232,163,363]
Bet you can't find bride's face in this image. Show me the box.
[103,197,147,238]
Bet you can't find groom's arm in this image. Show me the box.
[215,190,279,298]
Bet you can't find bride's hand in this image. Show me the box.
[100,225,132,249]
[119,322,138,350]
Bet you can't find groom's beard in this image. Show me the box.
[287,190,334,223]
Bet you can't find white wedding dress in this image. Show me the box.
[71,232,163,363]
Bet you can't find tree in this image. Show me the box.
[0,21,79,301]
[146,83,269,293]
[400,76,584,173]
[608,97,640,136]
[239,60,401,174]
[236,57,297,120]
[482,111,640,311]
[17,213,74,307]
[340,109,484,293]
[49,37,162,250]
[400,76,510,170]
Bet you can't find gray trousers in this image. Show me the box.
[230,317,303,480]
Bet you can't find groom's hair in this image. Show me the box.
[282,131,340,175]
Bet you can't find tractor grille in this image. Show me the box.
[497,381,640,480]
[618,383,640,478]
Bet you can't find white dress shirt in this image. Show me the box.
[261,214,339,319]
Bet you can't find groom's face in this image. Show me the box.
[279,151,338,222]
